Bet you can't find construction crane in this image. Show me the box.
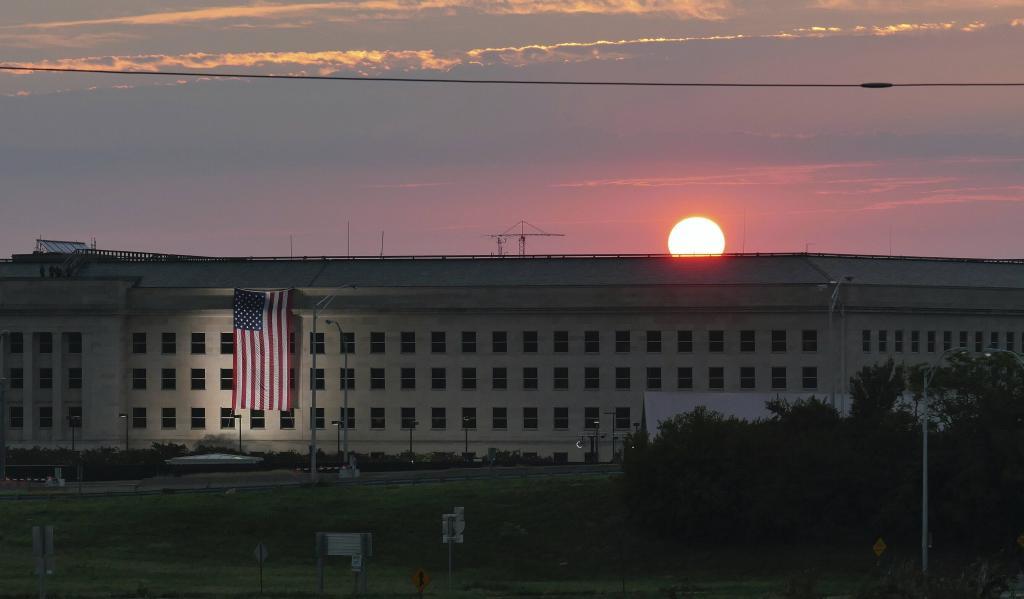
[487,221,565,256]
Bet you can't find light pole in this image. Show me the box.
[325,319,349,465]
[331,420,342,460]
[68,415,80,452]
[310,295,334,482]
[408,419,418,463]
[118,413,128,451]
[827,277,852,412]
[604,410,617,463]
[921,346,966,574]
[462,416,471,459]
[233,412,243,454]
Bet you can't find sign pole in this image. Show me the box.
[448,537,453,592]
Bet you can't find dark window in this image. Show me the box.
[220,332,234,354]
[370,332,385,354]
[315,407,325,429]
[646,367,662,390]
[927,331,936,352]
[553,367,569,390]
[523,367,538,390]
[771,330,787,352]
[67,332,82,354]
[974,331,983,353]
[740,330,755,352]
[584,330,600,353]
[553,331,569,353]
[614,407,630,431]
[9,368,23,389]
[430,407,446,430]
[462,367,477,390]
[401,332,416,353]
[523,331,538,353]
[584,407,599,429]
[39,406,53,428]
[220,408,235,429]
[339,407,355,429]
[132,332,147,354]
[492,331,508,353]
[802,366,818,389]
[708,330,724,353]
[191,407,206,429]
[309,332,325,355]
[38,333,52,354]
[895,330,904,353]
[290,368,295,389]
[959,331,968,349]
[492,407,508,430]
[802,330,818,352]
[615,330,630,353]
[911,330,920,353]
[431,331,446,353]
[132,407,147,429]
[677,367,693,389]
[68,368,82,389]
[341,332,355,354]
[943,331,952,351]
[708,367,724,390]
[368,368,384,390]
[220,368,233,391]
[280,409,295,429]
[190,368,205,390]
[646,330,662,353]
[677,330,694,353]
[132,368,146,390]
[309,368,324,390]
[289,332,295,354]
[9,332,23,353]
[371,408,386,429]
[523,407,538,430]
[584,367,600,390]
[38,368,53,389]
[553,407,569,430]
[161,332,176,354]
[740,367,755,389]
[492,367,507,390]
[401,407,417,429]
[161,407,176,429]
[9,406,23,428]
[339,368,355,390]
[462,407,477,429]
[461,331,477,353]
[879,330,888,353]
[615,367,630,390]
[431,368,446,390]
[191,332,205,354]
[400,368,415,390]
[991,332,999,351]
[771,367,787,390]
[862,329,872,352]
[1008,332,1016,351]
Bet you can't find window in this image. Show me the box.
[553,407,569,430]
[462,331,477,353]
[740,367,756,389]
[9,332,23,353]
[553,330,569,353]
[771,367,787,390]
[615,367,630,390]
[615,407,630,431]
[191,407,206,429]
[492,407,508,430]
[802,366,818,389]
[401,368,416,390]
[1008,332,1016,351]
[462,367,477,390]
[370,368,385,390]
[943,331,952,351]
[615,330,630,353]
[132,407,147,429]
[646,367,662,390]
[523,407,538,430]
[315,407,325,429]
[704,366,723,390]
[584,331,600,353]
[492,367,507,390]
[220,332,234,354]
[911,331,920,353]
[431,331,446,353]
[245,409,263,429]
[161,332,176,354]
[39,333,53,354]
[9,406,23,428]
[190,368,205,390]
[802,330,818,352]
[338,407,355,429]
[220,408,235,429]
[132,332,147,354]
[927,331,936,353]
[677,330,693,352]
[523,367,538,390]
[132,368,146,390]
[431,368,446,390]
[492,331,508,353]
[39,368,53,389]
[340,332,355,354]
[708,330,724,353]
[310,332,325,355]
[38,406,53,428]
[432,407,446,430]
[371,408,386,429]
[401,407,417,429]
[895,330,904,353]
[338,368,355,390]
[523,331,538,353]
[220,368,233,391]
[991,331,1000,351]
[309,368,324,390]
[280,409,295,429]
[862,329,872,352]
[400,331,416,353]
[191,332,205,354]
[9,368,23,389]
[959,331,968,349]
[553,367,569,390]
[67,332,82,354]
[68,368,82,390]
[584,367,600,390]
[771,330,787,352]
[646,330,662,353]
[462,407,477,429]
[584,407,599,429]
[161,407,176,429]
[370,332,385,353]
[878,330,888,353]
[677,367,693,389]
[740,330,755,352]
[973,331,983,353]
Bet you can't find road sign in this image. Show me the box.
[254,543,269,563]
[873,538,887,557]
[412,568,431,592]
[351,554,363,572]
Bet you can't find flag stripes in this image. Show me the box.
[232,289,292,411]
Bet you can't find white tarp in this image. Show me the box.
[643,392,848,437]
[165,453,263,465]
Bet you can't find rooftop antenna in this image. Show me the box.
[289,234,293,258]
[486,220,565,256]
[347,221,351,257]
[379,230,384,258]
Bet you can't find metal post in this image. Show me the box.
[119,413,128,452]
[0,330,7,481]
[237,414,243,454]
[922,368,929,575]
[342,332,348,465]
[408,422,415,462]
[448,534,453,592]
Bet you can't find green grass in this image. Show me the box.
[0,476,907,597]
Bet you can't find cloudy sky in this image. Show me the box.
[2,1,1023,258]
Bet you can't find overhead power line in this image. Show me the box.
[2,65,1024,87]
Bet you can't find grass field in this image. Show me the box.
[0,475,913,597]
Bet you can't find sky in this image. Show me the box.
[1,1,1023,258]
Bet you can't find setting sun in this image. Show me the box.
[668,216,726,256]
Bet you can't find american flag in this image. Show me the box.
[233,288,293,411]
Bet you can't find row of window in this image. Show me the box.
[3,332,82,354]
[5,368,82,390]
[862,330,1024,354]
[6,405,81,429]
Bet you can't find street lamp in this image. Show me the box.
[233,413,243,454]
[462,416,471,459]
[408,419,418,463]
[118,413,128,452]
[331,420,343,460]
[324,319,350,465]
[827,276,853,412]
[68,415,81,452]
[604,410,617,463]
[921,346,967,574]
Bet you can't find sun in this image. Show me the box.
[668,217,726,256]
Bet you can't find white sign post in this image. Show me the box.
[32,525,54,599]
[441,507,465,592]
[316,532,372,595]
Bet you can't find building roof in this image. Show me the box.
[2,252,1023,289]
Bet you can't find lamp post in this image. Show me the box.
[827,277,852,412]
[325,319,349,465]
[233,412,243,454]
[408,419,418,463]
[331,420,342,460]
[118,413,128,451]
[921,346,966,574]
[68,415,80,452]
[591,418,601,463]
[309,295,334,482]
[604,410,618,463]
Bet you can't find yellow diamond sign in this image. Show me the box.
[873,538,887,557]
